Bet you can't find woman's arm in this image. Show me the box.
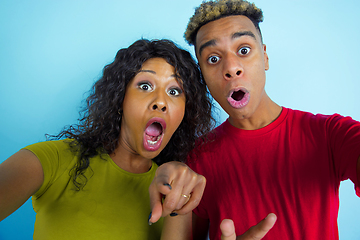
[161,212,193,240]
[154,162,277,240]
[0,149,44,221]
[161,211,209,240]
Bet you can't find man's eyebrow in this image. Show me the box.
[198,39,217,57]
[198,31,256,56]
[232,31,256,40]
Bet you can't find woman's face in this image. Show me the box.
[120,58,186,160]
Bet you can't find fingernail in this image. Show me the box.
[163,183,172,190]
[148,212,153,225]
[170,212,178,217]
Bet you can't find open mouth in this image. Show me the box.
[231,89,245,101]
[145,122,163,144]
[144,118,166,151]
[227,88,250,109]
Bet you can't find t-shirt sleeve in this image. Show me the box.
[327,114,360,196]
[23,140,76,198]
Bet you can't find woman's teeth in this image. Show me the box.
[144,119,166,151]
[147,135,161,145]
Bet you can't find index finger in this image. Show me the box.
[148,175,172,224]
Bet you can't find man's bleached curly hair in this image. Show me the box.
[184,0,263,46]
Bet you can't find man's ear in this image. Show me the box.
[263,44,269,71]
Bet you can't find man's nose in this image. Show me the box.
[223,54,243,80]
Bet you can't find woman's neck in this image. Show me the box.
[109,143,152,174]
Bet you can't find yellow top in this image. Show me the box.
[24,139,163,240]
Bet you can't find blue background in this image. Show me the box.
[1,0,360,239]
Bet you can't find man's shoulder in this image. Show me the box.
[189,121,229,157]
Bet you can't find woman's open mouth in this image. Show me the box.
[143,118,166,151]
[227,88,250,109]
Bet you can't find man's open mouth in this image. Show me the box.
[227,88,250,109]
[231,89,246,101]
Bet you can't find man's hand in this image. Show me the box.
[148,161,206,224]
[221,213,277,240]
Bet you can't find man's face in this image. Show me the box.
[195,15,269,125]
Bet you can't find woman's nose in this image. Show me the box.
[150,91,167,112]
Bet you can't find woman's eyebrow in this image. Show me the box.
[139,69,178,78]
[139,69,156,74]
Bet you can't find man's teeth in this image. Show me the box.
[147,135,161,145]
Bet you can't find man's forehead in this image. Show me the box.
[196,16,257,42]
[195,15,259,55]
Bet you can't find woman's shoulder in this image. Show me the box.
[23,139,80,198]
[23,138,75,152]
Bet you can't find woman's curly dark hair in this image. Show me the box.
[51,39,214,189]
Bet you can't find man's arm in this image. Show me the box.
[221,213,277,240]
[161,212,276,240]
[357,156,360,185]
[192,212,210,240]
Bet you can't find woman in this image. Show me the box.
[0,39,213,239]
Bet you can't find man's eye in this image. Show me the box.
[139,83,152,91]
[168,88,182,96]
[238,47,251,55]
[207,56,220,64]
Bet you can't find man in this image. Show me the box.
[160,0,360,239]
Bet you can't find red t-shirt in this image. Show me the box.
[188,107,360,240]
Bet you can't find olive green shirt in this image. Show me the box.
[24,140,162,240]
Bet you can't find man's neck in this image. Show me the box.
[228,97,282,130]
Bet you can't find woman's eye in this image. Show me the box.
[238,47,251,55]
[168,88,182,96]
[138,82,152,91]
[207,55,220,64]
